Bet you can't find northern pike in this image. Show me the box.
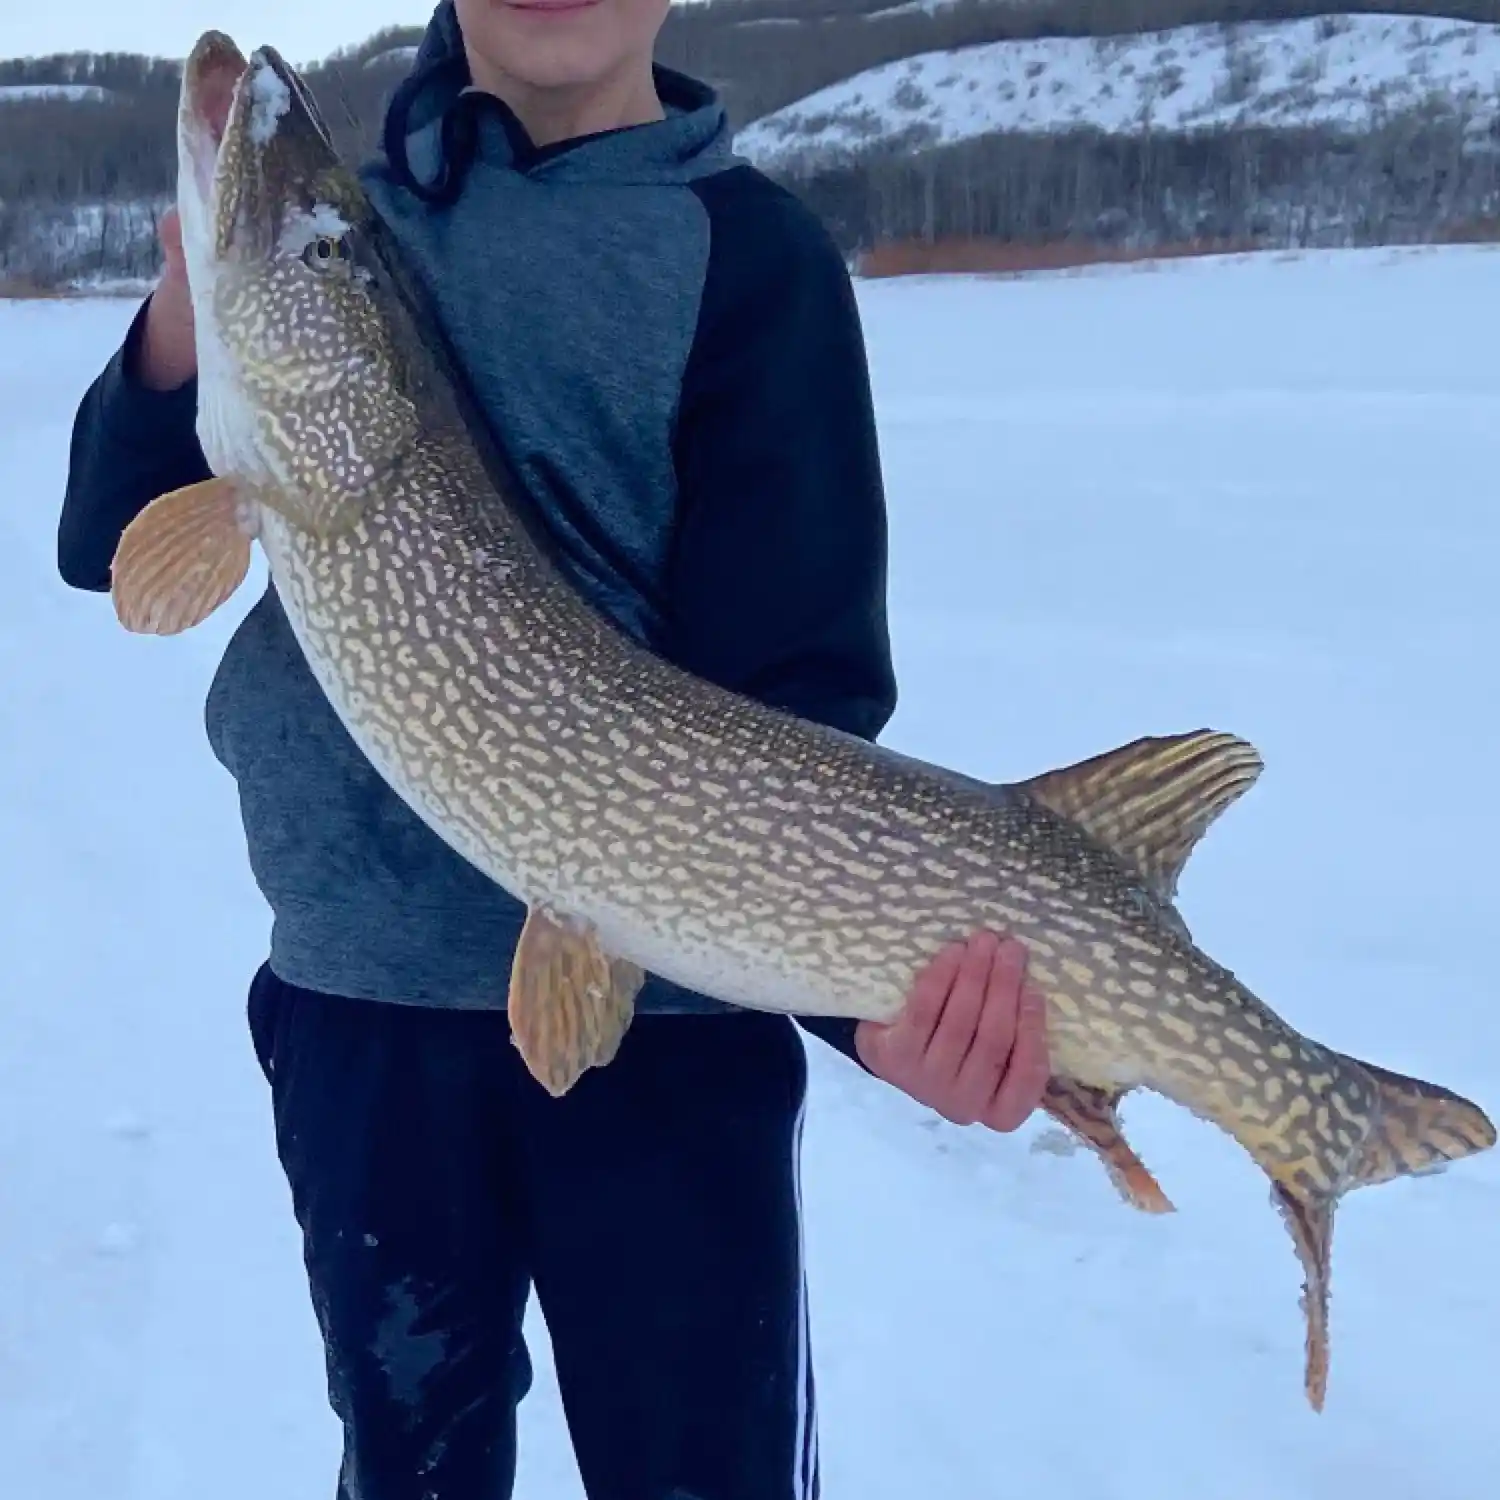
[109,30,1494,1412]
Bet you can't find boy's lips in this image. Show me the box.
[503,0,604,12]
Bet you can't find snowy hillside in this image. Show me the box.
[5,245,1499,1499]
[362,44,419,69]
[0,84,112,102]
[0,198,167,292]
[876,0,1030,13]
[738,12,1500,171]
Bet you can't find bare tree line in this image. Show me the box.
[3,4,1499,285]
[776,103,1500,259]
[0,35,421,284]
[0,31,420,202]
[9,107,1492,288]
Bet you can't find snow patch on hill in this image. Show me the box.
[0,84,112,103]
[361,45,419,70]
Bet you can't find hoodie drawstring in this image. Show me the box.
[381,55,479,206]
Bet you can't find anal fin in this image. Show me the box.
[1043,1078,1174,1214]
[508,908,643,1098]
[111,477,254,634]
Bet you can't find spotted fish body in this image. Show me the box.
[114,32,1495,1413]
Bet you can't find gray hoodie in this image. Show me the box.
[58,2,896,1042]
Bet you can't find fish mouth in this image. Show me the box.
[179,31,248,214]
[177,33,347,271]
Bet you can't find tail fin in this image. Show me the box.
[1345,1058,1496,1191]
[1269,1059,1492,1413]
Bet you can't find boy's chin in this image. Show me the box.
[472,30,636,93]
[497,49,623,90]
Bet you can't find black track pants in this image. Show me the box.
[248,963,820,1500]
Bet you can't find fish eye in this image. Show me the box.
[303,235,350,271]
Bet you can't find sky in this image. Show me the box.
[4,2,444,65]
[1,0,705,67]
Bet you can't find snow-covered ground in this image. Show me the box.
[3,243,1498,1499]
[738,13,1500,171]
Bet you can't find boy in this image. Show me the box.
[58,3,1049,1497]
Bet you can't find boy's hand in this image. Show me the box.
[138,207,198,392]
[855,930,1050,1132]
[138,74,234,392]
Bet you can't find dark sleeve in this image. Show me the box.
[666,167,899,1072]
[57,294,211,592]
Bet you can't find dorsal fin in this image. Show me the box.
[1018,730,1264,903]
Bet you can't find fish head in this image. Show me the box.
[176,32,420,532]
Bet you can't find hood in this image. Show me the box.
[380,1,737,200]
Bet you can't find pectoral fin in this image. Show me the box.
[110,477,254,634]
[508,908,643,1097]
